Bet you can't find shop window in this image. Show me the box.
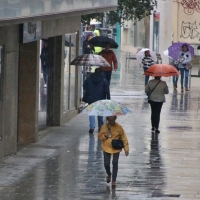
[63,33,77,113]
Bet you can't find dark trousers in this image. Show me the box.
[103,152,120,182]
[149,101,163,129]
[102,71,112,85]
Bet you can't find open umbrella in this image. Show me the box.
[82,100,132,116]
[143,64,179,77]
[168,42,194,60]
[136,48,157,64]
[88,36,118,49]
[70,54,110,67]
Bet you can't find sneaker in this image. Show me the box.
[106,175,111,183]
[151,127,155,132]
[185,87,189,91]
[155,129,160,134]
[89,129,94,133]
[181,87,184,92]
[44,84,47,88]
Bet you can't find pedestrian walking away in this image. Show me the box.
[177,44,192,92]
[98,116,129,187]
[145,76,169,134]
[98,43,118,85]
[141,50,154,86]
[82,68,110,133]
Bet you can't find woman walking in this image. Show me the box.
[177,44,191,92]
[98,116,129,187]
[145,76,169,133]
[142,50,154,86]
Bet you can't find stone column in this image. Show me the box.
[18,41,39,144]
[46,36,62,126]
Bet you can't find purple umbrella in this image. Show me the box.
[168,42,194,61]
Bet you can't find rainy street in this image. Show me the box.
[0,51,200,200]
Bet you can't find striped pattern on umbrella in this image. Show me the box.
[70,54,110,67]
[144,64,179,77]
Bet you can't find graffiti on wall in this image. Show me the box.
[176,0,200,15]
[180,21,200,40]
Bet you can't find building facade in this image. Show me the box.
[0,0,117,161]
[149,0,200,64]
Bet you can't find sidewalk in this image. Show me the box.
[0,51,200,200]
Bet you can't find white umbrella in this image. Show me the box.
[163,49,169,56]
[136,48,157,64]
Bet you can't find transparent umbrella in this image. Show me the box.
[82,100,132,116]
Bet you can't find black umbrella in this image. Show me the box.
[88,36,118,49]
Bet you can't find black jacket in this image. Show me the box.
[83,74,110,104]
[82,40,94,54]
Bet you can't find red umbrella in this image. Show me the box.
[144,64,179,77]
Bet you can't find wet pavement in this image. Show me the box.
[1,51,200,199]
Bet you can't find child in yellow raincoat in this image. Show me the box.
[98,116,129,187]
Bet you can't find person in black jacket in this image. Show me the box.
[83,68,110,133]
[40,39,50,88]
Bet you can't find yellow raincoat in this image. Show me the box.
[98,123,129,154]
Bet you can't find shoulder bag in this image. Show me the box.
[107,124,124,149]
[185,63,192,70]
[147,80,161,103]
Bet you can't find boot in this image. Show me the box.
[185,87,189,91]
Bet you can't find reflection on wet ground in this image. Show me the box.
[0,51,200,199]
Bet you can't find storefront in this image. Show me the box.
[0,0,118,161]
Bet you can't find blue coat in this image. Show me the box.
[83,74,110,104]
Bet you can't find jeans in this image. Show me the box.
[179,68,189,88]
[42,65,49,84]
[149,101,163,130]
[103,152,120,182]
[143,67,149,85]
[173,76,179,87]
[102,71,112,85]
[89,116,103,129]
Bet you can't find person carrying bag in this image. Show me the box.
[145,76,169,134]
[98,116,129,187]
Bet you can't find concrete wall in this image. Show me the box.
[0,25,19,158]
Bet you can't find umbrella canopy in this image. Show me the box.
[82,100,132,116]
[88,36,118,49]
[163,49,169,57]
[143,64,179,77]
[136,48,157,64]
[168,42,194,60]
[70,54,110,67]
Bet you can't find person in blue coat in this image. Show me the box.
[83,68,110,133]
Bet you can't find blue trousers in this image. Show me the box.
[173,76,179,87]
[143,67,149,85]
[102,71,112,85]
[42,65,49,84]
[89,116,103,129]
[179,68,189,88]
